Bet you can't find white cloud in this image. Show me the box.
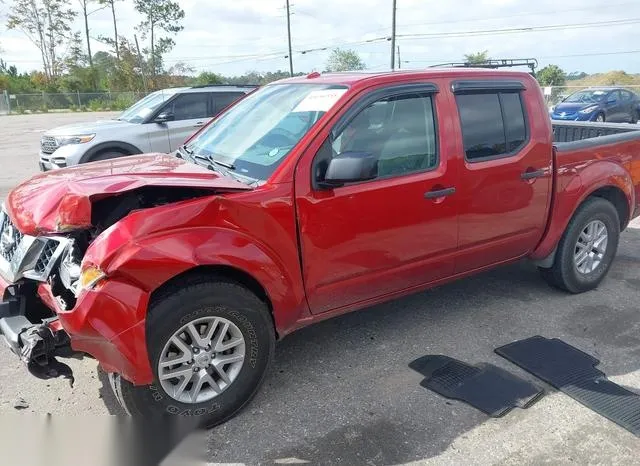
[1,0,639,76]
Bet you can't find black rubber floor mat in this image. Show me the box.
[409,355,544,417]
[496,336,640,437]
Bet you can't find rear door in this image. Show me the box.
[295,82,459,314]
[452,80,552,273]
[162,92,211,151]
[211,92,245,117]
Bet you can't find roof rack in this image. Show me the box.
[430,58,539,75]
[190,83,259,89]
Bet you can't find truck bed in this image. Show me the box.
[553,121,640,144]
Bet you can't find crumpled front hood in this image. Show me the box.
[6,154,251,235]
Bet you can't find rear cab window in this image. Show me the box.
[453,81,528,162]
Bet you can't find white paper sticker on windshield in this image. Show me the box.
[139,108,154,117]
[293,89,347,113]
[593,91,606,95]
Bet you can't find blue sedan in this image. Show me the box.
[550,88,640,123]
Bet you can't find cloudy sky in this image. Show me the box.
[1,0,639,76]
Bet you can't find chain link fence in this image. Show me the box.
[543,85,640,108]
[4,91,148,114]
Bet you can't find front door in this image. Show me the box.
[453,84,552,273]
[163,92,211,151]
[295,84,459,314]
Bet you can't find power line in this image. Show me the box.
[400,49,640,65]
[164,17,640,67]
[367,1,640,35]
[397,18,640,40]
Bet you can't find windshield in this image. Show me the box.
[564,90,608,104]
[118,89,179,123]
[186,83,348,182]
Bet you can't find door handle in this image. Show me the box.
[521,169,546,180]
[424,187,456,199]
[194,121,206,128]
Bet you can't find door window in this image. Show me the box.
[456,91,528,161]
[166,93,209,120]
[621,90,633,101]
[325,94,438,180]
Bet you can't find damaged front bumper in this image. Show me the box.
[0,280,76,384]
[0,270,155,387]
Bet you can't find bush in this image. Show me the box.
[40,105,49,113]
[80,105,88,112]
[68,104,78,112]
[15,106,26,115]
[88,99,103,112]
[112,94,136,111]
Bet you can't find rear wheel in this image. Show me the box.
[630,111,639,124]
[595,113,606,123]
[108,277,275,427]
[539,198,620,293]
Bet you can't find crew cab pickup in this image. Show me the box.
[1,69,640,425]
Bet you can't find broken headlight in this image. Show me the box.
[59,243,82,297]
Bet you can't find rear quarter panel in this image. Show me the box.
[531,136,640,260]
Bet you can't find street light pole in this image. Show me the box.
[390,0,397,70]
[286,0,294,76]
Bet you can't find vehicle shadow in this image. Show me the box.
[104,228,640,465]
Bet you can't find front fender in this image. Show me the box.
[84,197,307,335]
[531,160,633,260]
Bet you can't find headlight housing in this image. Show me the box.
[79,265,106,292]
[579,106,599,114]
[54,134,95,147]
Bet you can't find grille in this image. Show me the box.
[41,135,58,155]
[0,213,23,264]
[34,240,58,274]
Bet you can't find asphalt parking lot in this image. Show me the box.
[0,113,639,464]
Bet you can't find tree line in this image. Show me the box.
[2,0,188,95]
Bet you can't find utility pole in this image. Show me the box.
[390,0,397,70]
[397,46,401,69]
[286,0,294,76]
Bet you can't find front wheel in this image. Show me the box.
[595,113,606,123]
[108,277,275,427]
[90,150,127,162]
[539,197,620,293]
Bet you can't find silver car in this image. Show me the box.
[38,85,255,171]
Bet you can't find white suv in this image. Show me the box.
[38,85,255,171]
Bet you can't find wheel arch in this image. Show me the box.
[531,161,633,263]
[148,264,278,338]
[79,141,143,163]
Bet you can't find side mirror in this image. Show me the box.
[319,151,378,189]
[154,111,175,123]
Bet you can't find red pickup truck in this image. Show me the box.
[1,69,640,425]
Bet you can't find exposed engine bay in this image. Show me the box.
[2,186,216,312]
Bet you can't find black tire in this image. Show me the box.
[108,277,275,428]
[595,113,606,123]
[90,150,127,162]
[630,111,639,125]
[539,197,620,293]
